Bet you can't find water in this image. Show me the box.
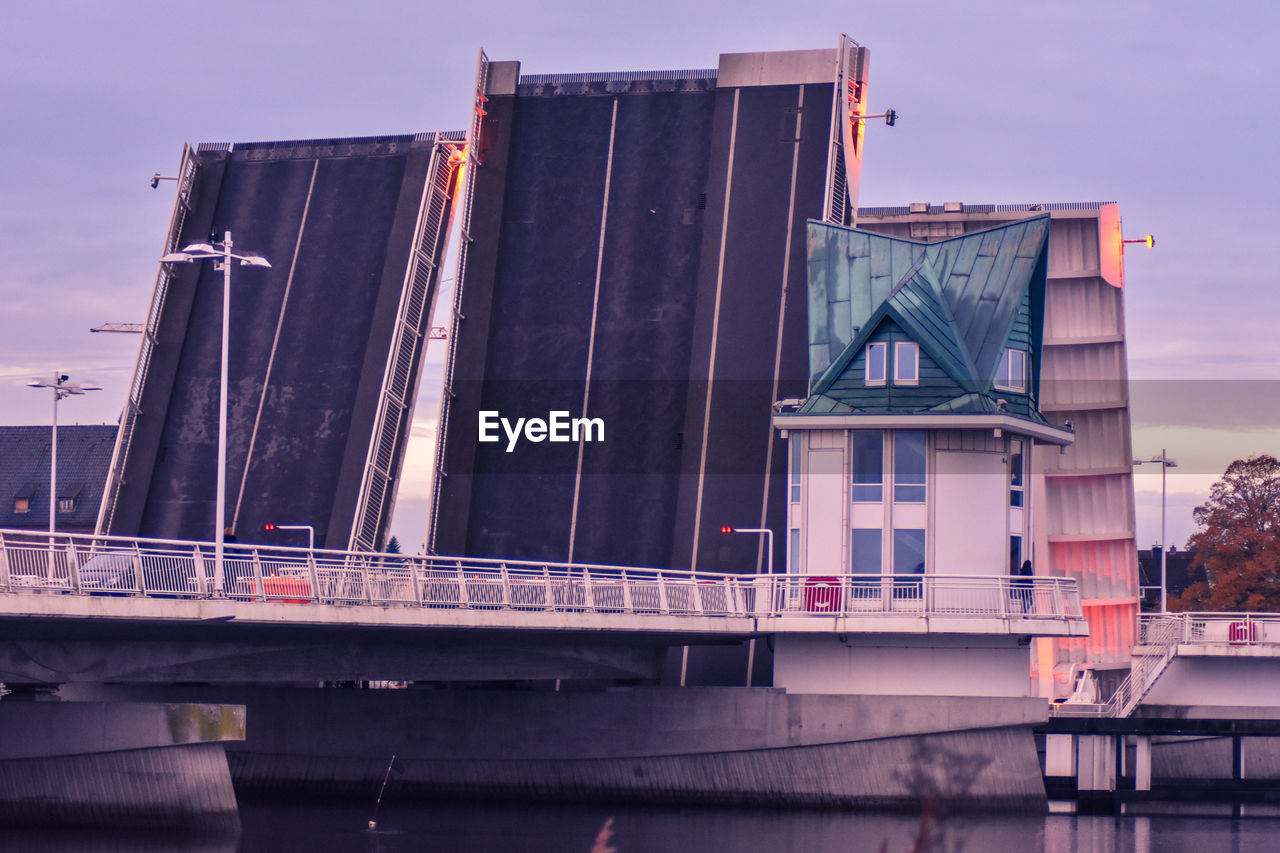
[5,799,1280,852]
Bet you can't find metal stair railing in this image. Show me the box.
[1054,614,1184,718]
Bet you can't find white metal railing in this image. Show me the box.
[0,529,1084,623]
[1138,611,1280,646]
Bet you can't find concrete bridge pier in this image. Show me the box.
[1076,734,1117,793]
[0,698,245,830]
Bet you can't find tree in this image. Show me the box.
[1174,454,1280,611]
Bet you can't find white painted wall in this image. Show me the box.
[1143,654,1280,708]
[773,634,1035,697]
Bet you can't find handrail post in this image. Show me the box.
[622,569,634,613]
[250,548,264,601]
[134,542,146,595]
[658,572,669,614]
[543,564,555,612]
[306,550,319,604]
[583,568,594,612]
[456,561,469,607]
[410,555,421,606]
[500,563,510,609]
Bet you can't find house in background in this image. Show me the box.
[0,425,116,533]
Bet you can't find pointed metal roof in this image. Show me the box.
[807,215,1050,385]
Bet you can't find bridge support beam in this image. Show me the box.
[1076,734,1116,792]
[1045,733,1075,777]
[1134,735,1152,791]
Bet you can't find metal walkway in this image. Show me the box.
[0,528,1084,631]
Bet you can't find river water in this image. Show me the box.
[6,799,1280,852]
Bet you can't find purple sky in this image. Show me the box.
[4,1,1278,550]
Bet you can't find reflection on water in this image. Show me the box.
[5,799,1280,852]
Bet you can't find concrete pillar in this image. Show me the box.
[1134,735,1152,792]
[1077,734,1117,792]
[1045,733,1076,777]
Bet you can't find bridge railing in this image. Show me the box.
[0,529,1083,622]
[1139,612,1280,646]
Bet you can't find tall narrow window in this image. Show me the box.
[894,341,919,385]
[790,529,800,573]
[995,348,1027,393]
[1010,535,1023,574]
[894,430,926,503]
[851,431,884,501]
[790,438,802,502]
[865,342,887,386]
[1009,438,1025,507]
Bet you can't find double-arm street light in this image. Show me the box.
[161,231,271,590]
[1134,449,1178,611]
[26,374,101,535]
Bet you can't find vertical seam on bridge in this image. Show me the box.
[757,84,805,575]
[567,96,619,564]
[232,158,320,532]
[689,87,740,572]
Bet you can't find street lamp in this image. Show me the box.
[161,231,271,591]
[1134,449,1178,611]
[26,374,101,534]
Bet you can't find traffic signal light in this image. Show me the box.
[264,523,276,531]
[720,525,734,534]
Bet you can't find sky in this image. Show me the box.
[3,0,1279,553]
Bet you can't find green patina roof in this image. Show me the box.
[798,215,1051,418]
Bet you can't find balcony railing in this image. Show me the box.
[0,529,1084,623]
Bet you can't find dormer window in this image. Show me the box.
[865,342,886,386]
[995,348,1027,393]
[59,498,76,514]
[14,498,30,514]
[894,341,919,385]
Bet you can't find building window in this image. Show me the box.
[894,430,927,502]
[790,439,802,502]
[893,528,926,575]
[851,529,882,574]
[59,498,75,514]
[865,342,886,386]
[851,431,884,501]
[894,341,919,385]
[995,348,1027,393]
[790,528,800,573]
[1009,438,1025,507]
[1010,535,1023,574]
[14,498,29,514]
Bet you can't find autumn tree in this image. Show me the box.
[1174,454,1280,611]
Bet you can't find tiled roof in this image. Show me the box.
[0,425,117,530]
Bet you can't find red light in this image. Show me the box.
[264,523,276,531]
[720,526,734,534]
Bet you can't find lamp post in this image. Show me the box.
[1134,449,1177,611]
[27,374,100,579]
[26,374,101,534]
[161,231,271,591]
